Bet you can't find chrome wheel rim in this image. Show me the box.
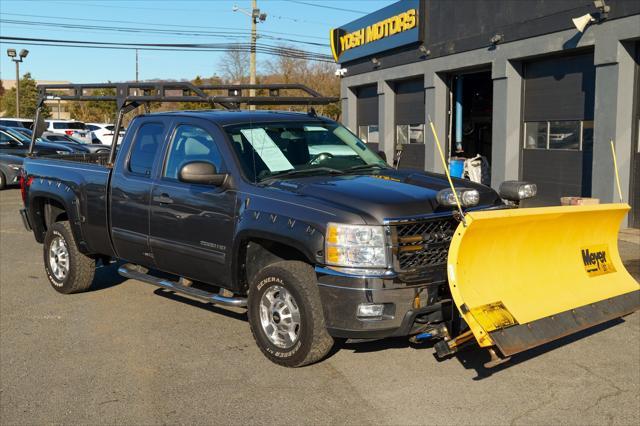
[48,236,69,282]
[259,285,301,349]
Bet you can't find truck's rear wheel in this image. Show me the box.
[248,261,333,367]
[43,221,95,294]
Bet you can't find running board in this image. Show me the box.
[118,263,247,308]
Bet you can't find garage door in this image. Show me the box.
[356,85,379,150]
[521,52,595,206]
[395,78,425,170]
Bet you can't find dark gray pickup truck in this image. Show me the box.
[20,84,536,367]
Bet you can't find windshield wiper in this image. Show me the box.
[261,167,345,182]
[344,163,387,173]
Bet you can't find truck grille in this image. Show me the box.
[392,217,458,272]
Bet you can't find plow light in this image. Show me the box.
[437,188,480,207]
[499,181,537,202]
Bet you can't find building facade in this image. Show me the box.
[333,0,640,228]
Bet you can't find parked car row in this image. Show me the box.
[0,118,125,145]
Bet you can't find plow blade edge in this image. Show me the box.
[447,203,639,357]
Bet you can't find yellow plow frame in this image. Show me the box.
[447,203,639,357]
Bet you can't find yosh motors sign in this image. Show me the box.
[330,0,422,63]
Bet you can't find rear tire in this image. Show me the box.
[248,261,333,367]
[43,221,95,294]
[0,171,6,190]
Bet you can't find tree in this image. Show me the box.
[0,73,50,118]
[219,48,249,83]
[68,87,117,123]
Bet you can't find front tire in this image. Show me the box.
[248,261,333,367]
[0,171,6,190]
[43,221,95,294]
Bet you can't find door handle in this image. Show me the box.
[153,194,174,204]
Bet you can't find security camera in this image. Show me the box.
[334,68,347,77]
[572,13,595,32]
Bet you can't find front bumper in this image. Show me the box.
[316,266,452,339]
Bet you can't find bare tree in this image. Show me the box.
[219,48,250,83]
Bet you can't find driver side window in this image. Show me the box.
[164,125,223,180]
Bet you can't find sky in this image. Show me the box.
[0,0,394,83]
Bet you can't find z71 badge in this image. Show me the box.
[581,245,616,277]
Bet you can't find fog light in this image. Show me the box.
[357,303,384,318]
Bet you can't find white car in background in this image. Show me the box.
[0,118,34,129]
[45,120,89,139]
[86,123,124,145]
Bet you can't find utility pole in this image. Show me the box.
[233,2,266,110]
[134,49,139,96]
[6,48,29,118]
[250,0,257,109]
[135,48,139,83]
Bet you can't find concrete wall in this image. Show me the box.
[340,14,640,226]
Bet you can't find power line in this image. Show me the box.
[286,1,367,14]
[0,18,329,48]
[0,36,335,62]
[0,12,327,41]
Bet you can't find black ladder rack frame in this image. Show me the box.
[30,81,339,166]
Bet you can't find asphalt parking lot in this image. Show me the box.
[1,187,639,425]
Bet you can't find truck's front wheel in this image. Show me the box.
[248,261,333,367]
[43,221,95,294]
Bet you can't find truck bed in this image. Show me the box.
[23,155,115,257]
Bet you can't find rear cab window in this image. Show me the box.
[128,123,165,176]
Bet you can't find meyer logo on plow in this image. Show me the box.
[581,245,616,276]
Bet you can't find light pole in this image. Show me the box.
[6,48,29,118]
[233,2,267,110]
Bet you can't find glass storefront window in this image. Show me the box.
[396,124,424,146]
[367,125,379,143]
[524,120,592,151]
[409,124,424,144]
[524,122,548,149]
[358,126,367,142]
[396,125,409,145]
[549,121,581,150]
[358,125,379,143]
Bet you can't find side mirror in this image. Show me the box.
[377,150,387,162]
[499,181,537,202]
[178,161,227,186]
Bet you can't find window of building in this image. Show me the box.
[358,124,379,143]
[523,120,592,151]
[164,125,223,180]
[396,124,424,145]
[128,123,165,176]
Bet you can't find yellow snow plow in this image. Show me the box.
[447,203,639,359]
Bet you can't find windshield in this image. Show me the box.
[4,128,31,144]
[224,121,386,182]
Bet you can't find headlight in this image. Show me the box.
[499,181,537,201]
[8,164,22,171]
[55,150,70,155]
[325,223,388,268]
[437,188,480,207]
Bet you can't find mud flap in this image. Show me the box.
[447,203,640,357]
